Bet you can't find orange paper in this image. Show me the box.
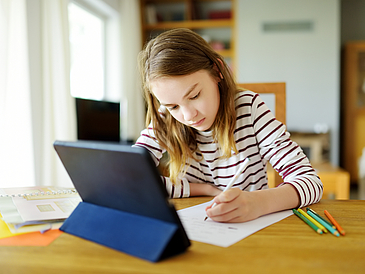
[0,229,63,246]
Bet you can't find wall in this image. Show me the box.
[27,0,43,185]
[236,0,340,165]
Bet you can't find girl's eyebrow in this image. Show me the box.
[182,83,199,99]
[160,83,198,107]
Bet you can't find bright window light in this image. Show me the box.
[68,2,105,100]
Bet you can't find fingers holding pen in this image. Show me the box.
[213,187,241,204]
[205,188,242,223]
[205,188,261,223]
[204,158,251,222]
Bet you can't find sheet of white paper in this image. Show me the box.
[177,201,293,247]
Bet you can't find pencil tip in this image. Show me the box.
[204,216,208,221]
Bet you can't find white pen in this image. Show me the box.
[204,157,250,221]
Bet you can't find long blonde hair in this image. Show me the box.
[138,28,238,184]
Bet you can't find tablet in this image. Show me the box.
[53,140,190,250]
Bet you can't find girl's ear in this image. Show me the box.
[217,58,224,67]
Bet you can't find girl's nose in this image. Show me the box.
[182,105,198,122]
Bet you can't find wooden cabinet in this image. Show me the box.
[341,41,365,183]
[139,0,236,71]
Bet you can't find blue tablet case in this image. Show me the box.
[54,141,190,262]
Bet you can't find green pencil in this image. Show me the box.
[306,207,336,229]
[307,210,340,237]
[293,209,323,235]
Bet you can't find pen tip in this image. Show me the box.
[204,216,208,221]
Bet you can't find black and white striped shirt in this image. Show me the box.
[134,90,323,207]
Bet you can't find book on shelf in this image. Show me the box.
[145,5,157,24]
[0,186,82,229]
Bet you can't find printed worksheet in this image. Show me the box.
[177,201,292,247]
[0,187,81,224]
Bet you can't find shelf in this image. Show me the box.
[140,0,236,72]
[143,19,233,30]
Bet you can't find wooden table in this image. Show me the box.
[1,198,364,273]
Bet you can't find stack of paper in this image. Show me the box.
[0,186,81,238]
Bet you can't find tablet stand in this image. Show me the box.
[60,202,188,262]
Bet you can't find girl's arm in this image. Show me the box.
[189,183,222,197]
[250,93,322,209]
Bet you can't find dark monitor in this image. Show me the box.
[76,98,120,142]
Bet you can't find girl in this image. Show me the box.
[134,28,323,223]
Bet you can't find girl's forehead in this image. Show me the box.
[151,70,211,83]
[150,71,217,105]
[150,71,209,92]
[150,75,191,97]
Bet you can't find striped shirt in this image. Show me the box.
[134,90,323,207]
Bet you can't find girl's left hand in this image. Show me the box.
[205,188,263,223]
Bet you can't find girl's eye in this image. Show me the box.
[191,92,200,100]
[168,105,178,111]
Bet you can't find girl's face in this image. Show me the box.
[151,70,220,131]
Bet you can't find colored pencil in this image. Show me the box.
[298,208,327,233]
[306,207,336,229]
[293,209,323,234]
[307,210,340,237]
[324,210,346,236]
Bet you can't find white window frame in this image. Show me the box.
[69,0,121,102]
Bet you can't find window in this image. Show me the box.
[68,2,105,100]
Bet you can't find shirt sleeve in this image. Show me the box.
[250,94,323,207]
[161,176,190,198]
[133,126,190,198]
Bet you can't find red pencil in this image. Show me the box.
[324,210,346,236]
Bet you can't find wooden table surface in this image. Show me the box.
[1,198,364,274]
